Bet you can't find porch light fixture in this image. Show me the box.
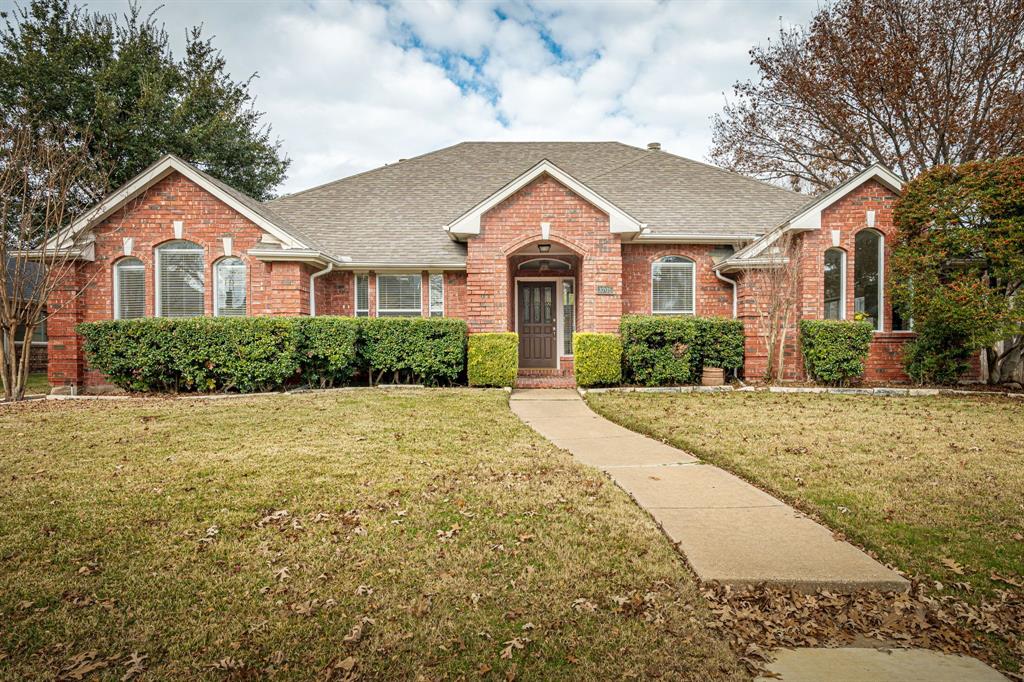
[538,243,551,253]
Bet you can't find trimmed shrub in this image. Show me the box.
[620,315,744,386]
[574,332,622,387]
[800,319,875,385]
[295,317,360,388]
[359,317,467,386]
[467,333,518,387]
[78,317,302,393]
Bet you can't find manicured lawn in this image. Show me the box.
[587,391,1024,671]
[0,390,743,681]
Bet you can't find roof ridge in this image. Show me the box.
[266,141,471,204]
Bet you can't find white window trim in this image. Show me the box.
[824,248,847,320]
[429,273,445,317]
[213,257,247,317]
[354,273,370,316]
[375,272,423,317]
[155,241,205,318]
[512,276,575,369]
[651,257,697,315]
[113,257,145,320]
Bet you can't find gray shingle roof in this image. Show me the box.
[263,142,810,266]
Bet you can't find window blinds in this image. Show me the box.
[215,258,246,317]
[377,274,422,317]
[652,259,695,314]
[157,241,205,318]
[114,258,146,319]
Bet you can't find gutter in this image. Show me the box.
[633,231,760,244]
[309,263,333,316]
[714,270,739,319]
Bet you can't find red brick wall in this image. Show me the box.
[735,179,948,383]
[466,174,622,334]
[46,172,312,391]
[621,244,733,317]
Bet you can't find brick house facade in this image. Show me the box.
[41,143,967,393]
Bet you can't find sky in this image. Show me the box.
[5,0,820,194]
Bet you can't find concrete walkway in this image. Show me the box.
[757,647,1008,682]
[509,389,909,593]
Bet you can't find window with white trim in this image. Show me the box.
[355,274,369,317]
[376,273,422,317]
[652,256,695,314]
[114,257,146,320]
[156,240,205,318]
[214,257,246,317]
[854,230,882,330]
[429,273,444,317]
[823,248,845,320]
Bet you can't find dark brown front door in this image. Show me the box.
[518,281,557,368]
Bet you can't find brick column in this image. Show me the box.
[46,265,85,394]
[268,262,310,315]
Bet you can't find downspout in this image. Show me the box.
[715,269,738,319]
[309,263,333,316]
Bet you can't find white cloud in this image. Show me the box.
[6,0,818,194]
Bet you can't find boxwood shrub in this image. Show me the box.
[78,316,466,392]
[467,333,518,387]
[799,319,875,385]
[357,317,467,386]
[574,332,622,387]
[620,315,744,386]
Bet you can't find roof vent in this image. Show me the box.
[647,142,661,151]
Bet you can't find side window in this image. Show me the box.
[355,274,369,317]
[114,257,146,320]
[214,257,247,317]
[823,248,846,320]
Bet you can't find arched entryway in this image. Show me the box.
[509,243,578,370]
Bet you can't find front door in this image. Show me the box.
[518,281,557,368]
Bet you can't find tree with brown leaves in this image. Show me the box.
[711,0,1024,192]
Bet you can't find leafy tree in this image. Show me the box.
[891,157,1024,384]
[711,0,1024,192]
[0,0,288,208]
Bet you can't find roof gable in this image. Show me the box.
[443,159,645,237]
[52,155,313,252]
[715,164,905,271]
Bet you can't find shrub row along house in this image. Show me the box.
[41,141,954,392]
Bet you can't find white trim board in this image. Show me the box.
[444,159,645,238]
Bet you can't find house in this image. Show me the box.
[43,141,932,392]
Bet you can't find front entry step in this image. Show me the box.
[515,367,575,389]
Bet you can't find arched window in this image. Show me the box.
[156,240,205,318]
[517,258,571,273]
[854,230,883,330]
[823,248,846,320]
[652,256,695,315]
[214,257,247,317]
[113,257,145,320]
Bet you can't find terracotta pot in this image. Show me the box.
[701,366,725,387]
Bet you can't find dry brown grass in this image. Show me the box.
[588,391,1024,673]
[0,389,744,681]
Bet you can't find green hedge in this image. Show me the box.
[78,316,466,392]
[574,333,622,387]
[620,315,744,386]
[800,319,875,385]
[359,317,466,386]
[467,333,518,387]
